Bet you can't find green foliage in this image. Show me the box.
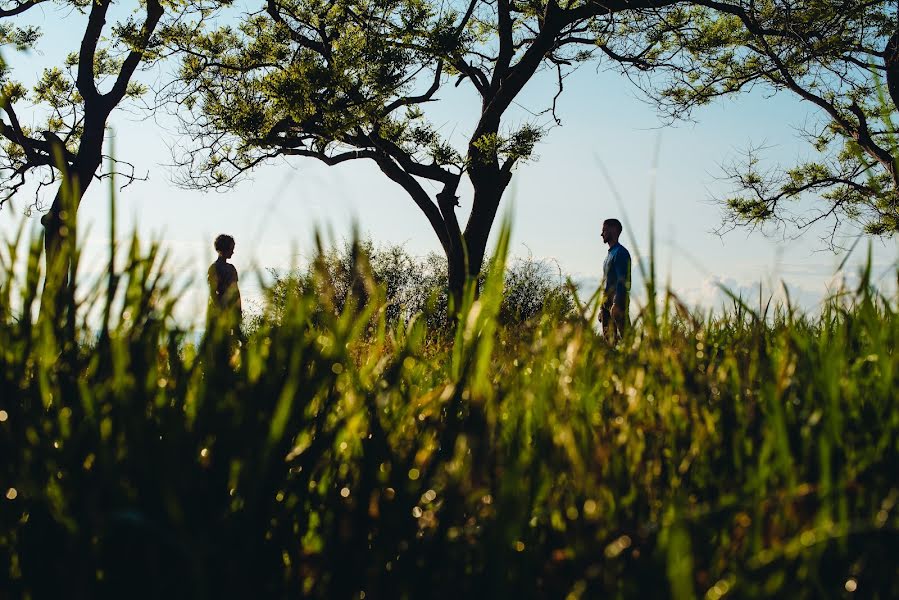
[0,0,231,210]
[254,238,575,334]
[470,126,544,166]
[626,0,899,238]
[0,23,39,53]
[171,0,466,189]
[2,212,898,597]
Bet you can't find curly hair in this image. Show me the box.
[214,234,235,253]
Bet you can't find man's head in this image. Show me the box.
[214,234,235,258]
[601,219,623,246]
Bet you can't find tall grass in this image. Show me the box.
[1,206,897,599]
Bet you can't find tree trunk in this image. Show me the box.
[39,183,79,323]
[460,164,511,300]
[463,108,509,289]
[41,194,68,279]
[444,242,467,310]
[41,153,101,291]
[437,190,468,309]
[440,179,508,311]
[41,183,80,291]
[46,108,107,258]
[463,176,506,280]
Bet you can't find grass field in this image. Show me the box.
[1,219,897,599]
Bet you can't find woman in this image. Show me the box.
[207,234,242,336]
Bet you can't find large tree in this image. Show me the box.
[171,0,682,302]
[621,0,899,240]
[0,0,227,274]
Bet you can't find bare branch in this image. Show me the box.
[105,0,165,108]
[492,0,515,87]
[76,0,112,104]
[0,0,45,18]
[382,62,444,116]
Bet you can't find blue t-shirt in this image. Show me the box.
[602,243,631,309]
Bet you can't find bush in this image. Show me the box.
[253,239,576,335]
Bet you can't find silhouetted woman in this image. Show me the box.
[207,234,242,337]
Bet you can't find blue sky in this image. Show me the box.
[2,2,897,324]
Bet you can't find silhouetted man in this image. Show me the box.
[207,234,242,337]
[600,218,631,342]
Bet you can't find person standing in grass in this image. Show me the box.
[600,218,631,342]
[207,234,242,337]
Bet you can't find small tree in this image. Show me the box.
[625,0,899,240]
[0,0,227,275]
[171,0,682,303]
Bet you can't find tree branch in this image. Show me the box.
[563,0,677,26]
[370,153,452,251]
[491,0,515,88]
[0,0,44,18]
[0,100,38,162]
[105,0,164,108]
[280,147,382,165]
[364,131,458,186]
[382,61,444,116]
[266,0,329,55]
[76,0,112,104]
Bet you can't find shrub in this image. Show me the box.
[254,239,576,335]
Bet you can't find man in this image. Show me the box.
[207,234,242,336]
[600,218,631,342]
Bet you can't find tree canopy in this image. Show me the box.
[4,0,892,294]
[625,0,899,240]
[171,0,681,300]
[0,0,229,271]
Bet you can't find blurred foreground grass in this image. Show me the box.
[0,219,897,600]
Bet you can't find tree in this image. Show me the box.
[170,0,682,303]
[623,0,899,240]
[0,0,227,276]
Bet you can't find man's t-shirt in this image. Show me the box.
[602,242,631,310]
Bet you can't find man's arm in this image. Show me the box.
[231,265,242,319]
[612,251,630,309]
[207,265,218,305]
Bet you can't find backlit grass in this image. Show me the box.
[1,217,897,599]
